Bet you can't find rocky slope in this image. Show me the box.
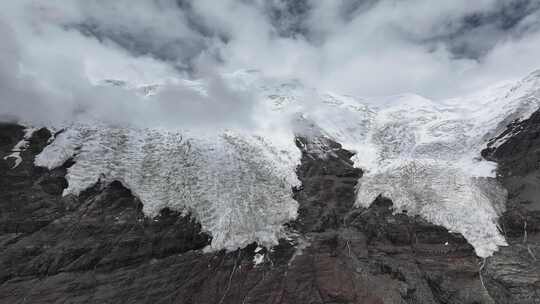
[481,110,540,303]
[1,116,538,303]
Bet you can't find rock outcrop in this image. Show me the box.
[0,119,538,303]
[482,111,540,304]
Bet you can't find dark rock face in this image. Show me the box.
[0,120,535,303]
[482,111,540,304]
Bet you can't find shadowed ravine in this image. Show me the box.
[0,118,539,303]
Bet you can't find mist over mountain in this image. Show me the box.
[3,0,540,127]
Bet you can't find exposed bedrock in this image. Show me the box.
[482,110,540,304]
[0,120,537,303]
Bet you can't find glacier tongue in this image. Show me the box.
[355,160,507,257]
[29,69,540,256]
[36,125,301,251]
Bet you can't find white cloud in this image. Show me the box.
[1,0,540,127]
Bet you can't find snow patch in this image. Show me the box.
[253,253,265,266]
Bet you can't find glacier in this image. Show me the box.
[16,69,540,257]
[35,125,301,251]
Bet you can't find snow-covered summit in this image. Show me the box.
[20,69,540,256]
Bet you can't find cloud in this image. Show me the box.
[1,0,540,128]
[0,0,257,129]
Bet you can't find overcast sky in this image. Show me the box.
[2,0,540,127]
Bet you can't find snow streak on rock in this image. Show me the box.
[3,127,36,169]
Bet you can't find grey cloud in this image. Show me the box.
[0,2,255,129]
[422,0,540,59]
[3,0,540,129]
[265,0,311,38]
